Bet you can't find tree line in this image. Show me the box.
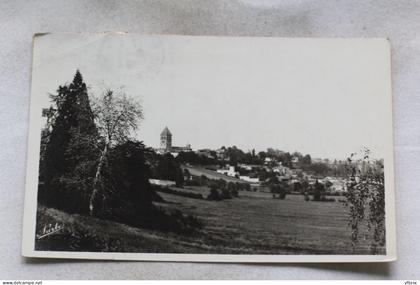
[38,71,201,234]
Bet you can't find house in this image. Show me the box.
[264,157,273,164]
[196,149,214,158]
[272,166,286,174]
[239,176,260,183]
[216,165,239,177]
[149,179,176,187]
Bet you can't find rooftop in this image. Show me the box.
[161,126,172,136]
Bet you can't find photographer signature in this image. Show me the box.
[36,223,64,240]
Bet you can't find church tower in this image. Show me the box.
[160,127,172,151]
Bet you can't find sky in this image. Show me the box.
[31,34,393,160]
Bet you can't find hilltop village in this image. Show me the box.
[151,127,382,197]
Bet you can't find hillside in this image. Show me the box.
[35,189,381,254]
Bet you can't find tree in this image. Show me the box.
[41,70,99,213]
[292,151,303,160]
[325,180,333,191]
[258,151,267,161]
[220,188,232,199]
[154,153,184,187]
[225,146,246,165]
[199,175,208,186]
[302,154,312,165]
[345,149,385,254]
[207,185,221,201]
[89,89,143,216]
[312,180,325,201]
[270,183,287,200]
[278,152,293,167]
[100,141,157,221]
[227,182,238,197]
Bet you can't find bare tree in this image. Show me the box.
[89,89,144,216]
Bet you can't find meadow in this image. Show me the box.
[36,186,381,255]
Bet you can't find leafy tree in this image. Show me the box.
[303,162,331,176]
[176,151,219,165]
[300,180,310,195]
[302,154,312,165]
[258,151,267,161]
[292,151,303,160]
[220,188,232,199]
[100,141,158,221]
[227,182,236,192]
[258,168,277,182]
[199,175,208,186]
[345,150,385,254]
[89,89,144,216]
[227,182,239,197]
[154,153,184,187]
[270,183,287,200]
[225,146,246,166]
[312,180,325,201]
[243,183,251,192]
[293,181,302,193]
[207,185,221,201]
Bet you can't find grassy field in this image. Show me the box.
[155,189,377,254]
[36,186,382,254]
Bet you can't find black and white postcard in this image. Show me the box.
[22,34,396,262]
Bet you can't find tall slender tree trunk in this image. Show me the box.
[89,144,108,216]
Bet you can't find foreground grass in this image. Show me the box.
[35,189,383,254]
[35,206,206,253]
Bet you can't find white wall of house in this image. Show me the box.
[149,179,176,187]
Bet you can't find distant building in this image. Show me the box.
[239,176,260,183]
[264,157,273,165]
[322,177,347,192]
[157,126,192,155]
[272,166,286,174]
[149,179,176,187]
[216,165,239,177]
[160,127,172,151]
[237,163,262,171]
[197,149,214,158]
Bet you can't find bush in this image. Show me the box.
[230,188,239,198]
[185,179,201,186]
[320,197,336,202]
[279,191,287,200]
[270,183,287,200]
[207,185,222,201]
[220,188,232,199]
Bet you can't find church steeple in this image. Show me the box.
[160,126,172,150]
